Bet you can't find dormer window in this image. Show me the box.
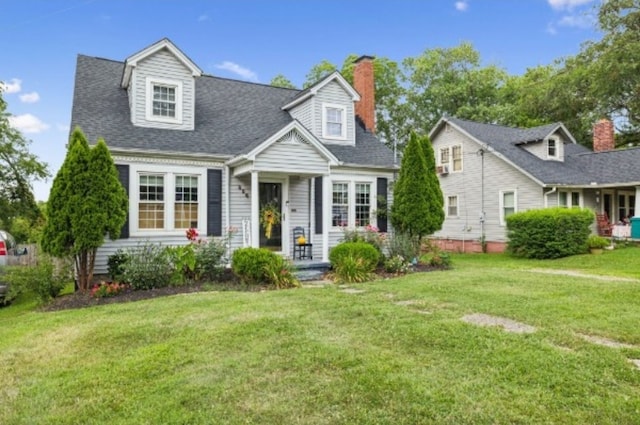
[323,103,346,140]
[146,77,183,124]
[547,138,557,158]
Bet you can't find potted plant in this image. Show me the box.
[587,234,610,254]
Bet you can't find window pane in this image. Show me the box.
[152,85,176,118]
[448,196,458,217]
[503,192,514,208]
[440,148,449,165]
[332,183,349,227]
[139,175,165,229]
[571,192,580,207]
[325,107,343,137]
[503,192,515,221]
[355,183,370,227]
[559,192,568,207]
[548,140,556,157]
[174,176,198,229]
[452,146,462,171]
[138,203,164,229]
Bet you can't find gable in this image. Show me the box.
[254,128,330,175]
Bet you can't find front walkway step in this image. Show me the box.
[293,261,330,281]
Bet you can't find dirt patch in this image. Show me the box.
[461,313,536,334]
[577,334,639,349]
[340,288,365,294]
[628,359,640,370]
[394,300,421,306]
[529,269,639,282]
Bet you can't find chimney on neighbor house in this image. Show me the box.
[593,118,615,152]
[353,55,375,133]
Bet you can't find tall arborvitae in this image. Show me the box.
[420,133,445,235]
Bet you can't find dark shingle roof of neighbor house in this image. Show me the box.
[71,55,395,168]
[447,117,640,186]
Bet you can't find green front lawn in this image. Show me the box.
[1,248,640,424]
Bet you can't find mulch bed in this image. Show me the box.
[42,264,446,312]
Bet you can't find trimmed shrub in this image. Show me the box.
[121,242,174,290]
[506,207,594,259]
[232,247,277,285]
[107,250,130,282]
[587,235,610,249]
[194,238,227,282]
[329,241,380,276]
[341,225,385,262]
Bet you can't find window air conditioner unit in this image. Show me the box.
[439,165,449,175]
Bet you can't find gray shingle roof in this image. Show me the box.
[447,117,640,186]
[71,55,395,167]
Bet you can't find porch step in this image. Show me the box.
[293,261,331,281]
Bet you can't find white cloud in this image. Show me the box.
[558,13,595,28]
[56,123,70,132]
[198,14,209,22]
[19,91,40,103]
[455,1,469,11]
[214,61,258,82]
[546,23,558,35]
[1,78,22,94]
[547,0,593,11]
[8,114,50,133]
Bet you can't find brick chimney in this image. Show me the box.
[593,118,615,152]
[353,55,375,133]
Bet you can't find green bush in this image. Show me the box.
[341,225,385,262]
[121,242,174,290]
[4,255,72,304]
[386,231,420,262]
[506,207,594,259]
[263,255,300,289]
[587,235,610,249]
[232,247,277,285]
[195,238,227,282]
[165,243,198,285]
[107,250,130,282]
[384,255,411,274]
[330,242,380,270]
[333,255,374,284]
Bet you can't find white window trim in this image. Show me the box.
[438,145,463,172]
[130,163,206,236]
[322,103,347,140]
[446,194,459,218]
[558,190,582,208]
[547,138,558,159]
[145,77,183,124]
[499,189,518,226]
[330,176,376,229]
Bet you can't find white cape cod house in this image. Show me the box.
[430,117,640,252]
[70,39,396,273]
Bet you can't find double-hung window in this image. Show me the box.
[439,148,450,167]
[323,104,346,139]
[447,195,458,217]
[355,183,371,227]
[139,175,165,229]
[500,190,517,225]
[452,145,463,171]
[332,183,349,227]
[146,77,183,124]
[547,138,557,158]
[439,145,463,172]
[174,175,199,229]
[559,191,581,208]
[152,85,176,118]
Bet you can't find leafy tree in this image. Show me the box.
[0,88,49,228]
[303,60,338,88]
[42,128,128,292]
[270,74,297,89]
[391,132,444,243]
[404,42,509,135]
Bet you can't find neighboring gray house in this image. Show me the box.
[70,39,395,272]
[430,116,640,252]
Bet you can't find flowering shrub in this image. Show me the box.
[186,228,199,241]
[91,281,129,298]
[341,224,386,262]
[384,255,411,274]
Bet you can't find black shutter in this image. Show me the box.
[207,169,222,236]
[377,177,388,232]
[115,164,130,239]
[314,176,323,234]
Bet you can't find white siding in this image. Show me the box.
[254,137,328,175]
[313,81,355,145]
[521,131,568,161]
[130,49,195,131]
[433,128,544,243]
[289,101,312,130]
[288,177,312,258]
[228,174,252,252]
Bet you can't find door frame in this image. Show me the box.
[259,176,289,256]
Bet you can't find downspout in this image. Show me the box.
[544,186,557,208]
[224,165,231,264]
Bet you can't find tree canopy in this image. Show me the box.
[0,88,49,228]
[269,74,297,89]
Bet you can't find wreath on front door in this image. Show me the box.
[260,202,281,240]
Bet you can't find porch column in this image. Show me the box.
[635,186,640,217]
[322,175,331,262]
[251,171,260,248]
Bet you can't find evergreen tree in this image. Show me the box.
[391,132,444,242]
[42,128,128,292]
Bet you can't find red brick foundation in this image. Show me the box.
[429,238,506,254]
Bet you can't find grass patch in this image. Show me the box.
[1,248,640,423]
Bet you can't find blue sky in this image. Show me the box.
[1,0,601,201]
